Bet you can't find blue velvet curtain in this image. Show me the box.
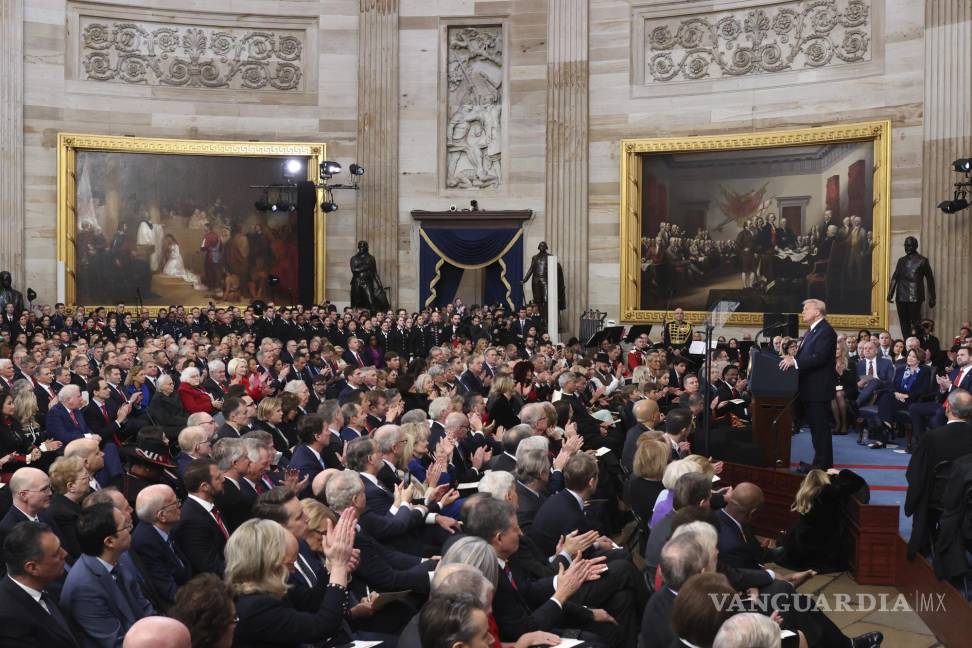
[419,227,524,310]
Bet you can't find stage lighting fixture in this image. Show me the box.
[953,158,972,173]
[271,200,294,212]
[267,275,281,287]
[938,191,969,214]
[254,194,271,211]
[321,200,338,213]
[320,161,342,179]
[283,158,304,179]
[349,163,365,176]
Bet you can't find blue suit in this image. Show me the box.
[45,403,124,480]
[60,553,155,648]
[339,426,365,444]
[289,444,328,490]
[794,319,838,467]
[910,366,972,439]
[130,523,192,608]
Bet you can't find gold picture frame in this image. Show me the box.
[56,133,326,309]
[619,121,891,330]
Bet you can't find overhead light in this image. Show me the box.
[282,158,303,180]
[321,200,338,213]
[952,158,972,173]
[320,161,342,179]
[349,163,365,176]
[938,192,969,214]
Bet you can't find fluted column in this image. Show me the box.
[357,0,399,305]
[920,1,972,337]
[545,0,589,335]
[0,0,24,284]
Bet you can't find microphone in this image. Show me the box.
[753,320,793,349]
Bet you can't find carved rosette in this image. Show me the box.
[644,0,871,84]
[79,19,304,91]
[445,25,504,190]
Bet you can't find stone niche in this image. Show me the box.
[630,0,884,97]
[442,22,507,192]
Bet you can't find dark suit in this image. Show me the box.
[45,403,90,445]
[621,423,648,475]
[458,370,486,397]
[233,588,347,648]
[60,553,154,648]
[201,377,226,402]
[288,444,332,494]
[171,497,227,575]
[48,494,83,559]
[794,319,838,468]
[910,366,972,439]
[33,382,58,417]
[130,523,191,609]
[216,422,243,440]
[487,452,517,473]
[352,527,433,595]
[528,489,601,558]
[905,420,972,558]
[638,586,676,648]
[515,480,545,531]
[214,478,255,533]
[83,401,124,447]
[0,575,80,647]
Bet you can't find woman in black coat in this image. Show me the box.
[486,376,519,430]
[779,468,868,572]
[147,375,188,442]
[228,512,356,648]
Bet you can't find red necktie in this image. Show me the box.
[68,409,79,426]
[211,507,230,539]
[254,480,266,494]
[868,361,875,377]
[954,369,965,388]
[100,404,110,424]
[503,564,518,590]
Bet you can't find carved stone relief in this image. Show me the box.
[445,26,503,190]
[640,0,871,84]
[78,16,304,91]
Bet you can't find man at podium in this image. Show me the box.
[779,299,838,470]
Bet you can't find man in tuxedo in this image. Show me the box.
[61,503,155,646]
[131,484,191,610]
[212,438,255,533]
[910,346,972,440]
[780,299,838,469]
[172,459,229,575]
[905,389,972,559]
[0,522,79,646]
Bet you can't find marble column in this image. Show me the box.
[356,0,399,305]
[920,1,972,338]
[545,0,589,336]
[0,0,24,284]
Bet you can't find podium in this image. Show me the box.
[748,348,799,467]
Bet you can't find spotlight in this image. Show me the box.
[349,163,365,176]
[254,194,270,212]
[267,275,281,288]
[321,200,338,213]
[320,161,342,179]
[953,158,972,173]
[283,159,304,179]
[938,193,969,214]
[271,201,294,212]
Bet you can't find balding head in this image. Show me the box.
[123,616,191,648]
[64,437,99,461]
[634,398,659,426]
[135,484,178,524]
[946,388,972,421]
[9,467,48,495]
[725,482,763,522]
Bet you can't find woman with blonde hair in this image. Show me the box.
[832,343,859,437]
[227,511,357,647]
[48,455,89,558]
[623,434,668,525]
[779,467,867,572]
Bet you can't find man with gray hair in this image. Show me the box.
[640,530,712,647]
[373,424,406,490]
[518,402,549,435]
[211,438,253,533]
[444,411,490,483]
[202,360,227,402]
[399,563,496,648]
[131,484,191,609]
[487,424,533,472]
[324,470,435,595]
[712,613,782,648]
[427,396,452,448]
[174,426,212,476]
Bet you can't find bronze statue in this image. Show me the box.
[522,241,565,312]
[0,271,25,316]
[887,236,936,337]
[350,241,389,312]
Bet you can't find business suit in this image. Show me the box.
[528,489,601,558]
[515,480,545,532]
[352,526,433,595]
[487,452,517,474]
[214,478,255,533]
[886,364,933,423]
[376,460,403,491]
[232,587,348,648]
[33,382,58,417]
[621,423,649,475]
[83,400,124,447]
[171,497,227,575]
[910,365,972,439]
[0,575,80,647]
[130,523,191,610]
[60,553,154,648]
[638,586,676,648]
[46,403,91,445]
[201,377,226,402]
[905,420,972,558]
[216,421,243,440]
[794,319,838,468]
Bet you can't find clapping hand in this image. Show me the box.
[556,530,598,556]
[281,468,308,494]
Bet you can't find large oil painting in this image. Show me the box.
[57,134,325,307]
[620,122,891,329]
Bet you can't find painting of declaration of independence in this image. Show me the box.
[74,151,307,306]
[639,140,877,316]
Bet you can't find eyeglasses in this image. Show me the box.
[114,522,133,535]
[24,485,53,494]
[160,500,182,512]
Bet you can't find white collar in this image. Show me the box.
[8,575,43,604]
[188,494,214,512]
[224,475,239,488]
[359,471,380,487]
[809,318,823,332]
[13,504,39,523]
[566,489,585,511]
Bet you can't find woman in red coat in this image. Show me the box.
[177,366,219,415]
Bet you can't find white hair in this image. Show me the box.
[179,366,200,383]
[58,384,80,404]
[478,470,515,501]
[515,435,549,462]
[208,360,225,374]
[662,458,702,490]
[156,373,173,389]
[713,613,781,648]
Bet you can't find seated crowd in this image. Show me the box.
[0,299,965,647]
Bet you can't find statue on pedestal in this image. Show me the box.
[887,236,936,337]
[0,272,25,316]
[522,242,566,314]
[350,241,389,312]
